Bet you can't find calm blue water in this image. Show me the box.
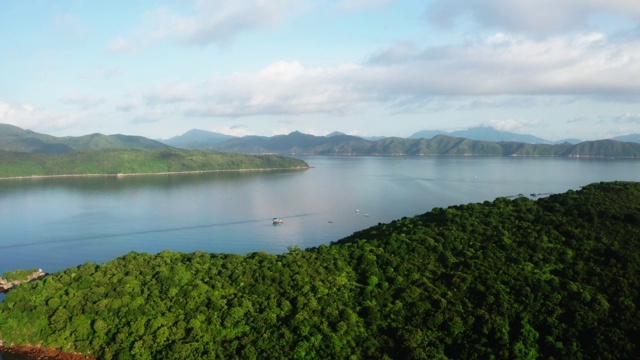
[0,156,638,301]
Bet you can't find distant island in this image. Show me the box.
[0,181,638,358]
[0,148,308,179]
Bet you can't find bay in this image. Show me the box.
[0,156,638,303]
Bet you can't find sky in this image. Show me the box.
[1,0,639,141]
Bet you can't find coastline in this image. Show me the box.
[0,344,96,360]
[0,270,47,293]
[0,166,310,181]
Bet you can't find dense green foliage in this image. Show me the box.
[3,123,639,158]
[0,269,38,282]
[0,123,166,153]
[0,148,308,178]
[0,182,638,359]
[206,132,640,158]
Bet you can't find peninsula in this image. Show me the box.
[0,148,309,179]
[0,269,47,293]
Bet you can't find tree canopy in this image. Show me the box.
[0,181,638,359]
[0,148,308,178]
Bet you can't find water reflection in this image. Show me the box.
[0,169,306,194]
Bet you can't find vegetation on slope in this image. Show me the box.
[206,132,640,158]
[1,269,39,283]
[0,148,308,178]
[0,123,167,153]
[0,182,638,359]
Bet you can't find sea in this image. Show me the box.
[0,156,638,302]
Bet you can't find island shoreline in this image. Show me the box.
[0,269,47,293]
[0,166,310,181]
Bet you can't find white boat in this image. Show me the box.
[272,217,284,224]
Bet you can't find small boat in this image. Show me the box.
[272,217,284,225]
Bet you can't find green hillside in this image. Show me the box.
[1,182,638,359]
[564,139,640,158]
[207,132,640,158]
[0,124,166,153]
[0,148,309,178]
[3,124,640,158]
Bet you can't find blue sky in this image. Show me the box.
[1,0,639,141]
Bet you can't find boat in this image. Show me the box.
[272,217,284,225]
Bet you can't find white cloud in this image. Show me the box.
[108,0,306,49]
[130,116,160,125]
[181,61,363,117]
[59,94,105,109]
[212,125,254,136]
[116,98,142,112]
[426,0,640,34]
[485,118,542,132]
[0,101,87,132]
[105,37,136,53]
[357,32,640,104]
[79,66,124,80]
[613,112,640,123]
[117,29,640,124]
[271,127,292,136]
[51,13,90,46]
[335,0,391,12]
[367,42,417,65]
[466,97,539,110]
[146,83,198,105]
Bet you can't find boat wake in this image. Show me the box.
[0,213,314,250]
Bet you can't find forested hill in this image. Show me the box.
[0,148,308,178]
[205,132,640,158]
[4,123,640,158]
[0,123,166,153]
[1,181,638,359]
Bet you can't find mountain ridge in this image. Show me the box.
[0,123,167,153]
[161,129,235,149]
[3,123,640,158]
[203,132,640,158]
[409,126,554,144]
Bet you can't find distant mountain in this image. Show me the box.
[0,123,167,153]
[326,131,385,142]
[359,135,387,141]
[409,126,551,144]
[555,138,583,145]
[408,130,447,140]
[611,134,640,144]
[5,123,636,158]
[326,131,347,137]
[204,131,640,158]
[565,140,640,158]
[211,131,373,155]
[160,129,236,149]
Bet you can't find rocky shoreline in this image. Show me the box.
[1,270,96,359]
[0,344,96,360]
[0,269,47,293]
